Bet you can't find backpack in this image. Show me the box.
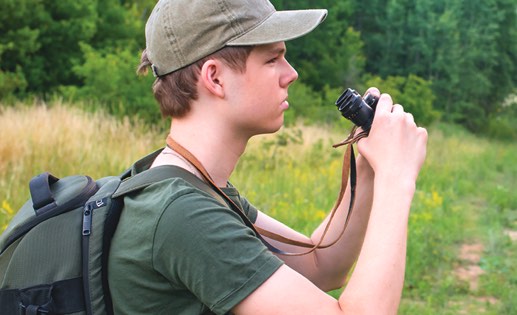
[0,149,203,315]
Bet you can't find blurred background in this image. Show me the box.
[1,0,516,314]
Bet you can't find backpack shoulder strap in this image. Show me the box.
[113,165,226,205]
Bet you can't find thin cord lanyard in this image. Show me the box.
[166,132,361,256]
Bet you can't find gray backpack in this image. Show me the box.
[0,149,199,315]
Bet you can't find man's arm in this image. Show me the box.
[234,92,428,314]
[234,175,418,315]
[253,89,380,290]
[254,153,374,291]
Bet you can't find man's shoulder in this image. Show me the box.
[133,175,210,202]
[117,176,218,227]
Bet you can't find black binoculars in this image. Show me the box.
[335,88,379,131]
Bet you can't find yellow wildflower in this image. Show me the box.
[2,200,14,215]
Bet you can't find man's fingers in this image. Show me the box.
[375,93,393,113]
[364,87,380,99]
[391,104,404,113]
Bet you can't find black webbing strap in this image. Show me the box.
[0,277,85,315]
[29,172,60,216]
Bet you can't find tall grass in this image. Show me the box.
[1,103,516,314]
[0,102,163,229]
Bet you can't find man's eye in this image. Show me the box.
[267,57,278,64]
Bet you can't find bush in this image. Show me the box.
[363,74,441,126]
[285,80,323,125]
[287,81,350,126]
[0,67,27,100]
[486,93,517,140]
[60,44,159,123]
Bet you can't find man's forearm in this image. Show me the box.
[309,154,375,288]
[338,174,415,314]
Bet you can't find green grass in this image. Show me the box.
[1,103,516,313]
[237,123,517,314]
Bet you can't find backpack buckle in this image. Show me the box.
[19,303,49,315]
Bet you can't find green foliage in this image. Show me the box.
[285,80,323,125]
[23,1,97,94]
[352,0,517,134]
[363,74,440,126]
[60,44,159,123]
[90,0,145,51]
[0,67,27,100]
[0,0,516,139]
[286,80,348,126]
[44,2,97,85]
[0,0,43,96]
[271,0,366,90]
[486,93,517,140]
[0,0,147,99]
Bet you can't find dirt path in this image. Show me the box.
[454,243,485,291]
[451,242,499,314]
[451,229,517,314]
[504,229,517,242]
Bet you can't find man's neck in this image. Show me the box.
[168,118,249,187]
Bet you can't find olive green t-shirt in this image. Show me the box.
[108,167,283,315]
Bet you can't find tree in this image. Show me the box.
[364,74,440,126]
[437,0,515,130]
[31,1,98,95]
[0,0,147,99]
[271,0,366,90]
[351,0,517,132]
[90,0,145,51]
[0,0,45,97]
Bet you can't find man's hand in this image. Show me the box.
[357,89,428,186]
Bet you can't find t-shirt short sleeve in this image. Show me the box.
[152,189,283,314]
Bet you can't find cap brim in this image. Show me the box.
[227,9,327,46]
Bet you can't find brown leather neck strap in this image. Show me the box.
[166,132,362,256]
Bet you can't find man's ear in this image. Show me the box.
[199,59,225,98]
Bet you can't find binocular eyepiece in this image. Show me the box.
[335,89,379,132]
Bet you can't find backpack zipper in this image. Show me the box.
[81,197,109,315]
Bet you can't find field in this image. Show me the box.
[1,103,516,313]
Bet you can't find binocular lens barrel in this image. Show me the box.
[335,89,378,131]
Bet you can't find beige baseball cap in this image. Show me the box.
[146,0,327,77]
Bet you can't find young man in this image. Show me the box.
[108,0,428,314]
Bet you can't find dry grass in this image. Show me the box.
[0,101,163,211]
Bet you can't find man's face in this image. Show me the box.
[222,42,299,138]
